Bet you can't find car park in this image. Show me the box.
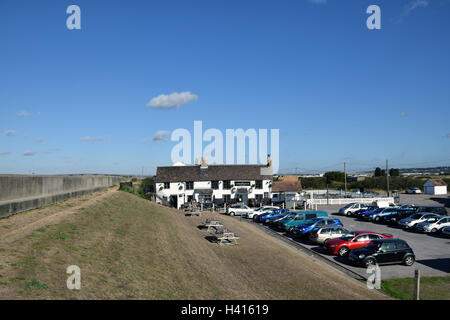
[226,204,253,216]
[398,213,440,229]
[324,231,393,257]
[348,239,415,267]
[278,211,328,232]
[308,226,351,245]
[415,216,450,233]
[293,218,343,238]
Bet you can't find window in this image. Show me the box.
[185,181,194,190]
[255,180,263,189]
[223,195,231,203]
[211,180,219,190]
[368,234,381,240]
[223,180,231,189]
[255,194,263,202]
[305,214,316,220]
[164,182,170,189]
[355,235,369,242]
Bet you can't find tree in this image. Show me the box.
[324,171,345,182]
[374,167,382,177]
[389,168,400,177]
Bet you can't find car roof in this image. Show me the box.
[352,231,380,235]
[371,238,406,243]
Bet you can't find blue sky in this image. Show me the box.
[1,0,449,175]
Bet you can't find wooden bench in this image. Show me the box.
[202,219,224,231]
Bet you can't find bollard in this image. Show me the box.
[414,269,420,300]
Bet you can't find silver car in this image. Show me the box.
[415,216,450,233]
[398,213,439,229]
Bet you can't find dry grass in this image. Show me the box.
[0,190,386,300]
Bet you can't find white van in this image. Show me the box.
[338,203,369,216]
[372,200,396,208]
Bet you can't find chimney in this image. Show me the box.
[200,156,208,169]
[195,158,199,165]
[267,154,272,167]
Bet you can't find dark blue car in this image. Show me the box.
[259,209,290,223]
[293,218,343,237]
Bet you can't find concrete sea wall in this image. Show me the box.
[0,175,125,218]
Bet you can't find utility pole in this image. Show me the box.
[386,160,390,197]
[344,162,347,196]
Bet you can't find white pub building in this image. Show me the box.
[155,157,273,209]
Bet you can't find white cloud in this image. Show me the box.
[36,138,46,143]
[0,151,11,156]
[18,111,30,117]
[4,130,16,136]
[153,130,171,142]
[80,136,105,143]
[23,150,37,156]
[147,91,198,109]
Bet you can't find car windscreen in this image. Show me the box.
[410,213,422,219]
[340,234,356,241]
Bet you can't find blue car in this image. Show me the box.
[368,207,402,222]
[293,218,343,237]
[260,209,290,224]
[358,207,383,220]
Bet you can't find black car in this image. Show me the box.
[352,205,378,218]
[381,208,416,225]
[415,206,448,216]
[348,239,415,268]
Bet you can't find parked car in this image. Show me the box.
[348,239,415,267]
[442,226,450,237]
[415,206,448,216]
[262,209,290,224]
[308,226,352,245]
[293,218,343,237]
[324,231,393,257]
[398,213,440,229]
[406,187,422,194]
[338,203,370,216]
[246,206,279,219]
[368,207,404,223]
[226,204,253,216]
[380,208,417,225]
[351,205,378,218]
[278,211,328,232]
[415,216,450,233]
[258,209,290,223]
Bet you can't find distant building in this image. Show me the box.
[423,179,448,195]
[271,180,303,204]
[155,157,273,209]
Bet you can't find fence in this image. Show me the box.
[306,197,395,207]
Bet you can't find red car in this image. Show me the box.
[323,231,393,257]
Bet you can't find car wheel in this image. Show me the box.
[375,216,380,222]
[404,255,415,266]
[289,227,295,233]
[265,219,270,223]
[431,228,437,233]
[365,258,376,268]
[338,247,349,257]
[230,212,235,216]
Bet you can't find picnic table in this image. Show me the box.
[202,218,224,231]
[211,228,240,245]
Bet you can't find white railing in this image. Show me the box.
[306,197,395,206]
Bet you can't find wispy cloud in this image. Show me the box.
[0,151,11,156]
[80,136,105,143]
[36,138,46,143]
[152,130,171,142]
[41,148,61,154]
[23,150,37,156]
[147,91,198,109]
[4,130,16,136]
[18,110,30,117]
[395,0,429,22]
[309,0,327,4]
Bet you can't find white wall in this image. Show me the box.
[156,179,271,209]
[425,185,447,195]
